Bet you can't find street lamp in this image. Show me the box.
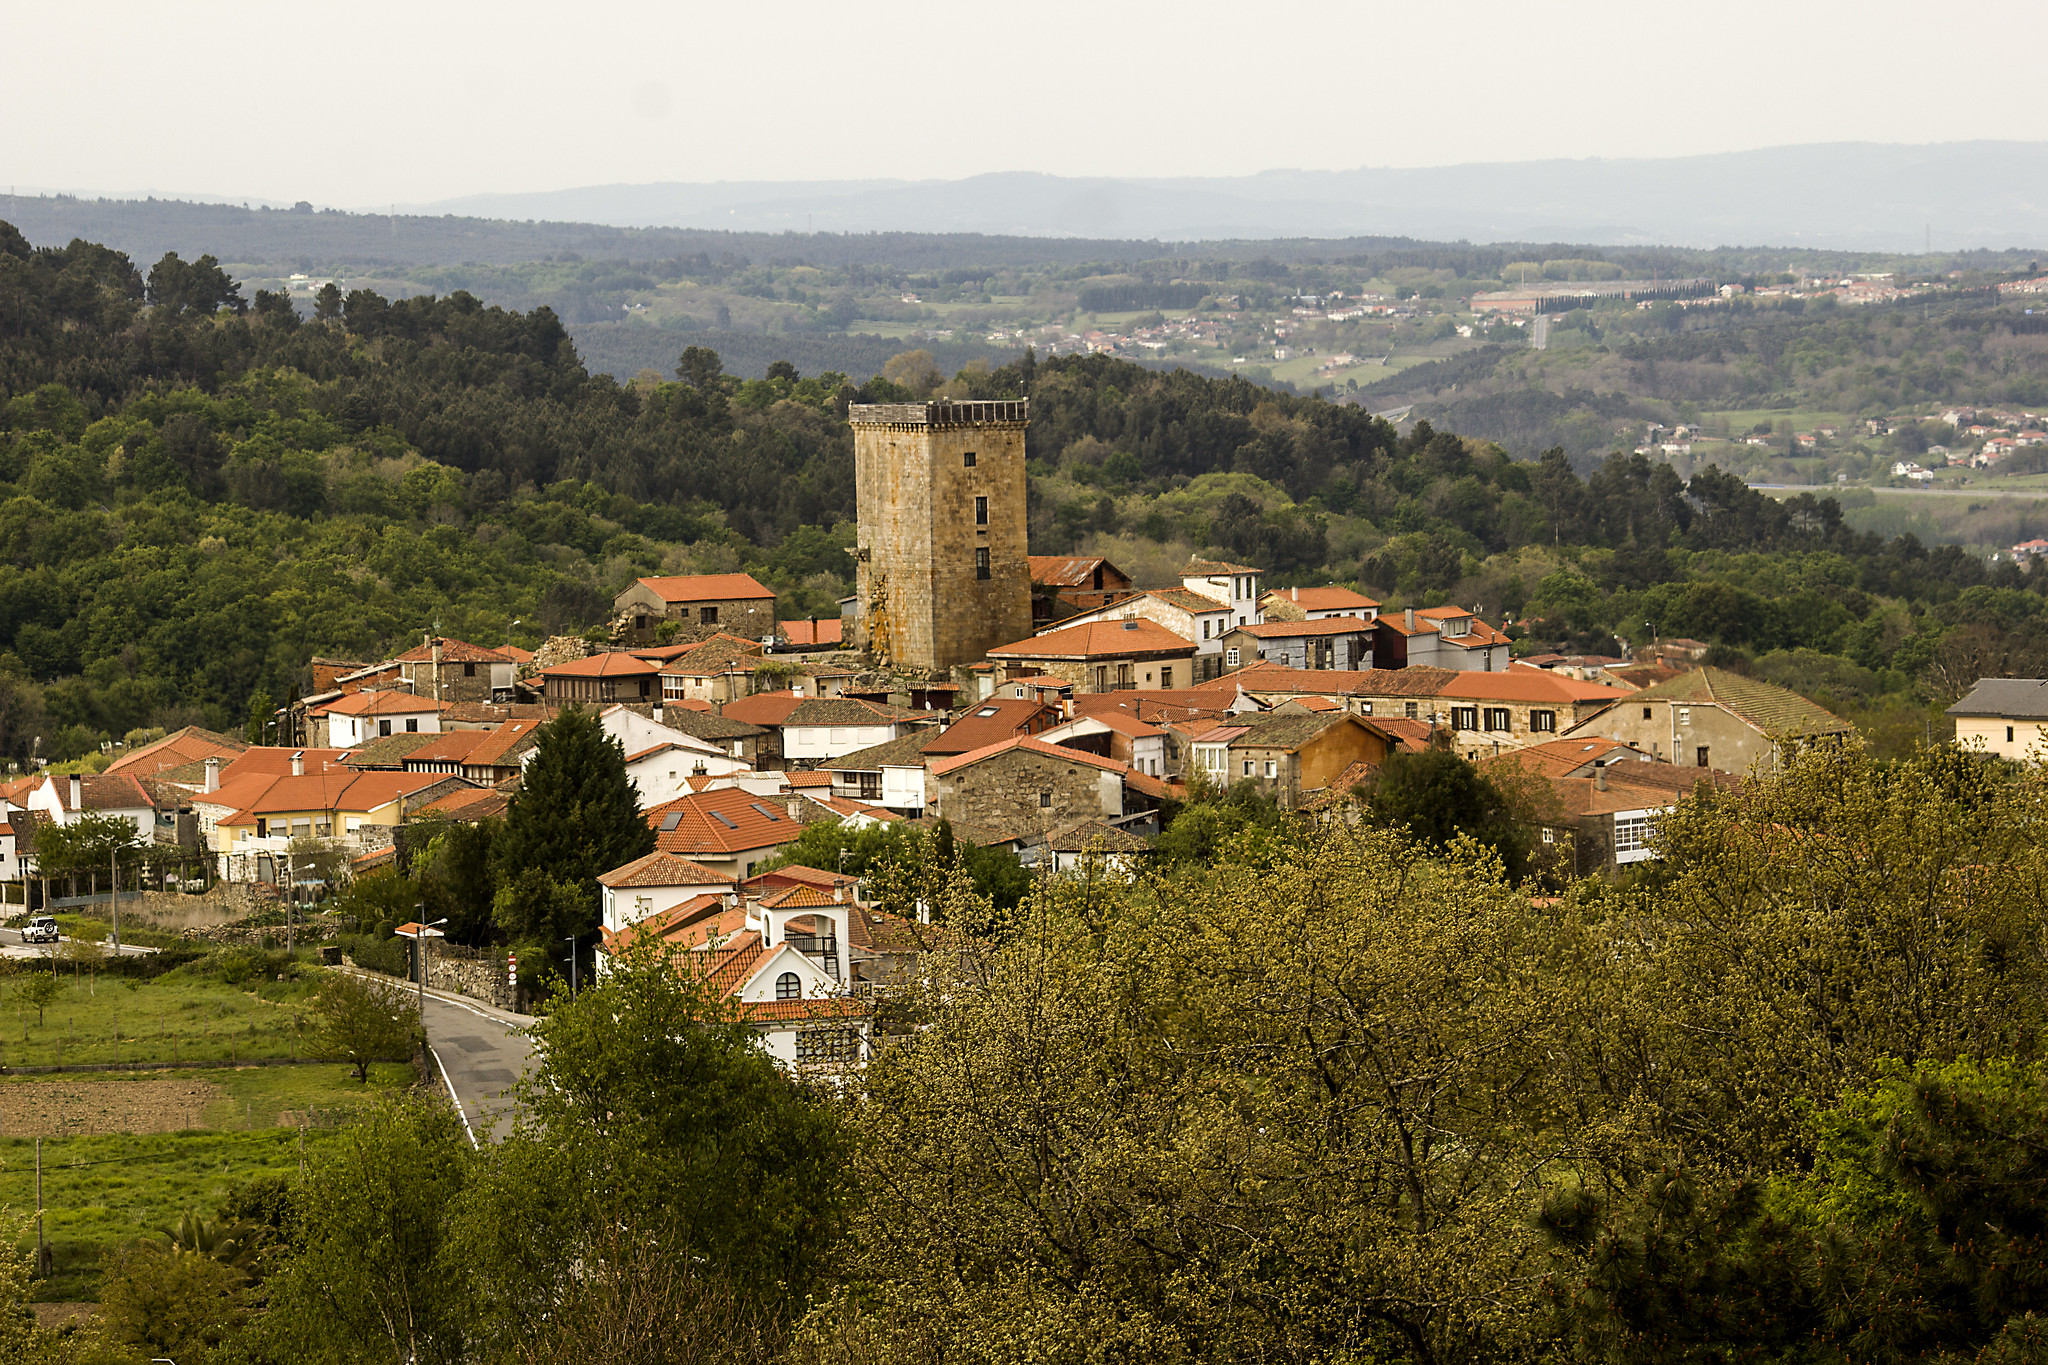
[562,933,580,1001]
[398,907,449,1018]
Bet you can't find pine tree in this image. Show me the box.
[495,706,654,911]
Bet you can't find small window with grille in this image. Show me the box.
[975,548,991,580]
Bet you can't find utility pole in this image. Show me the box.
[563,934,579,1000]
[110,844,119,956]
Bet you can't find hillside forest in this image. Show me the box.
[5,221,2048,765]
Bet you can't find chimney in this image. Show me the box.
[1062,698,1073,719]
[291,751,305,777]
[203,757,220,793]
[1595,767,1607,791]
[69,774,81,811]
[1291,586,1299,601]
[1405,607,1416,630]
[785,797,804,821]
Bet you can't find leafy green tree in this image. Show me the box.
[494,706,653,936]
[1362,747,1536,879]
[1154,777,1292,864]
[759,818,1028,914]
[489,865,594,947]
[32,809,141,881]
[13,970,58,1025]
[261,1098,474,1364]
[313,281,343,321]
[676,345,723,390]
[312,969,421,1081]
[97,1240,251,1357]
[451,940,847,1352]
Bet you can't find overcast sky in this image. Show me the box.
[8,0,2045,209]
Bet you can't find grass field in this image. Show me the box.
[0,957,326,1069]
[0,1062,413,1299]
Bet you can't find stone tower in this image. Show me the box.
[849,399,1031,672]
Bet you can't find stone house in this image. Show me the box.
[393,636,517,704]
[539,652,662,706]
[1561,667,1853,774]
[1258,584,1381,623]
[1188,712,1400,808]
[987,618,1198,694]
[1035,709,1169,777]
[929,736,1164,832]
[1373,607,1513,671]
[615,573,779,646]
[922,698,1060,758]
[1029,555,1133,622]
[311,692,449,747]
[1040,589,1238,681]
[1221,616,1374,673]
[1180,559,1264,629]
[657,633,767,705]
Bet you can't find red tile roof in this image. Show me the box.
[538,652,662,680]
[315,691,452,717]
[411,786,510,821]
[779,619,845,648]
[745,864,862,894]
[391,637,513,665]
[989,618,1196,660]
[925,699,1057,756]
[632,573,776,604]
[1028,555,1123,589]
[644,787,803,856]
[785,770,835,788]
[718,692,805,727]
[928,735,1139,779]
[104,727,247,778]
[48,772,155,812]
[1268,586,1381,613]
[598,850,736,889]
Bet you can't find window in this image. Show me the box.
[1160,667,1173,689]
[1530,710,1556,733]
[1696,746,1711,768]
[700,606,719,624]
[963,450,977,467]
[1642,707,1653,720]
[1226,647,1241,667]
[1614,814,1655,862]
[1361,701,1374,716]
[1541,827,1555,844]
[405,718,419,732]
[1450,706,1478,730]
[463,662,476,677]
[796,1029,860,1064]
[1244,760,1254,776]
[776,972,802,1001]
[856,773,882,800]
[974,496,989,525]
[1039,791,1052,808]
[379,719,392,737]
[344,817,363,833]
[1678,707,1691,726]
[1405,702,1418,720]
[2010,726,2018,743]
[255,818,268,838]
[1202,620,1212,639]
[1483,708,1511,732]
[975,548,991,580]
[1263,760,1276,778]
[291,818,312,838]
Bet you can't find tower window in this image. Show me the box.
[974,496,989,525]
[975,548,991,580]
[963,451,977,467]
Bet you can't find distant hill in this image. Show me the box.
[404,144,2048,252]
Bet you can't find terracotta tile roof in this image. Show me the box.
[1611,667,1853,738]
[43,772,155,813]
[598,850,736,889]
[719,692,806,727]
[411,786,510,821]
[800,792,904,822]
[1051,708,1163,738]
[1182,558,1263,575]
[1372,717,1435,753]
[1231,616,1375,638]
[644,787,803,856]
[1266,585,1380,613]
[925,699,1056,756]
[211,771,459,824]
[658,709,765,742]
[632,573,776,604]
[600,893,734,954]
[352,845,397,873]
[1007,674,1077,689]
[989,618,1196,660]
[745,864,862,894]
[784,770,835,788]
[928,734,1137,778]
[391,637,512,665]
[757,883,845,908]
[314,690,452,717]
[1431,672,1631,704]
[1123,770,1180,801]
[539,652,661,680]
[218,748,355,780]
[737,997,868,1023]
[783,698,925,727]
[1199,662,1456,698]
[1289,696,1342,712]
[1028,555,1122,588]
[104,726,247,777]
[1072,691,1234,725]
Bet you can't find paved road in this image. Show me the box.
[1751,482,2048,500]
[417,988,535,1145]
[0,925,158,961]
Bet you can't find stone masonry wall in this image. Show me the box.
[935,746,1121,832]
[853,403,1031,673]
